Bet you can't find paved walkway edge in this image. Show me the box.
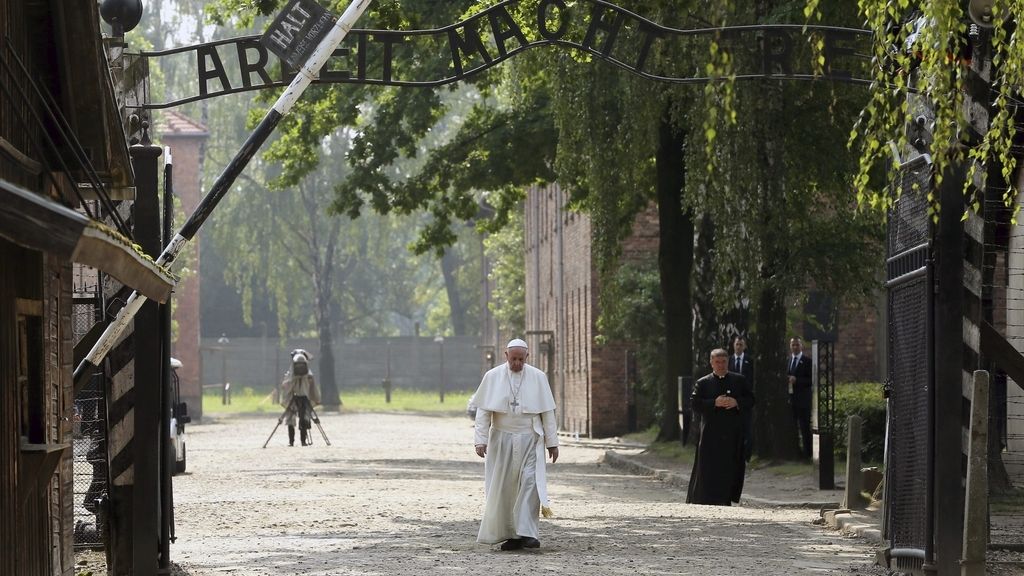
[602,450,844,509]
[819,508,885,545]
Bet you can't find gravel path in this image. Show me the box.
[156,412,888,575]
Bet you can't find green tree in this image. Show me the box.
[196,0,886,456]
[484,208,526,337]
[209,130,436,408]
[696,0,884,459]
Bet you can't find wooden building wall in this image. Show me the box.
[1,1,82,573]
[0,238,64,576]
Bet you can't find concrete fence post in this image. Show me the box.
[843,415,863,510]
[961,370,989,576]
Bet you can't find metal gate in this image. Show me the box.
[884,156,933,572]
[72,293,108,550]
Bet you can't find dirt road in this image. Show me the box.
[166,412,886,575]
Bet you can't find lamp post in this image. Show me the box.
[217,334,230,405]
[434,336,445,403]
[480,344,495,369]
[382,341,392,403]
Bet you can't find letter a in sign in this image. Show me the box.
[261,0,336,70]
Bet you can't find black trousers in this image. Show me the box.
[293,396,313,430]
[790,388,813,458]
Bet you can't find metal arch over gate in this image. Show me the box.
[125,0,873,110]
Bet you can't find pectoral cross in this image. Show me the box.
[510,399,519,409]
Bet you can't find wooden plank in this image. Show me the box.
[0,179,86,258]
[70,226,174,303]
[0,137,42,175]
[15,298,42,317]
[980,320,1024,393]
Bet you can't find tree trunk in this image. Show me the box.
[749,80,801,460]
[655,112,693,443]
[314,253,340,409]
[441,247,467,336]
[692,212,720,358]
[317,307,340,410]
[752,285,800,460]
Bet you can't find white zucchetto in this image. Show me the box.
[506,338,528,350]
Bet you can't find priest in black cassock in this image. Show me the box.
[686,348,755,506]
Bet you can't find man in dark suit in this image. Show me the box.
[787,337,814,459]
[731,336,755,461]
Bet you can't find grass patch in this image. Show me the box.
[622,427,657,445]
[646,440,696,465]
[203,388,475,415]
[991,487,1024,514]
[761,461,814,477]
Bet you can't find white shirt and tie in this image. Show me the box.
[788,353,802,394]
[732,354,744,373]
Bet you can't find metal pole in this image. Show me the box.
[932,163,966,574]
[221,351,227,405]
[130,128,162,576]
[158,148,174,571]
[383,341,392,403]
[72,0,374,388]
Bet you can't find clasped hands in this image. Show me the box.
[475,444,559,463]
[714,395,739,409]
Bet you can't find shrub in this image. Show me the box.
[833,382,886,464]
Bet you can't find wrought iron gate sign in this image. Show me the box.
[261,0,336,70]
[129,0,871,110]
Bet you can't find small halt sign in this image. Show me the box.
[261,0,336,70]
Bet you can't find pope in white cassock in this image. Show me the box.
[473,338,559,551]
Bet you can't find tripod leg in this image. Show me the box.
[262,418,283,449]
[262,398,297,448]
[309,406,331,446]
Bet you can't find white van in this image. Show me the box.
[170,358,190,474]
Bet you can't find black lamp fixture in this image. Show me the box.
[99,0,144,35]
[967,0,994,28]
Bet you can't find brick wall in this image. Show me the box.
[524,179,892,434]
[834,295,885,383]
[159,112,208,420]
[525,184,660,438]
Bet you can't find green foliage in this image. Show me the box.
[596,258,664,417]
[483,208,526,336]
[833,381,887,463]
[802,0,1024,216]
[694,1,883,312]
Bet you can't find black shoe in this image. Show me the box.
[521,537,540,549]
[499,538,523,551]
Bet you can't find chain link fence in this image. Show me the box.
[72,297,107,550]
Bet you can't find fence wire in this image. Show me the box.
[72,298,107,550]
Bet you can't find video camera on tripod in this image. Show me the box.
[263,394,331,448]
[262,349,331,448]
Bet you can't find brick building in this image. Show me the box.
[157,111,208,421]
[833,295,886,383]
[524,184,659,438]
[524,183,885,438]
